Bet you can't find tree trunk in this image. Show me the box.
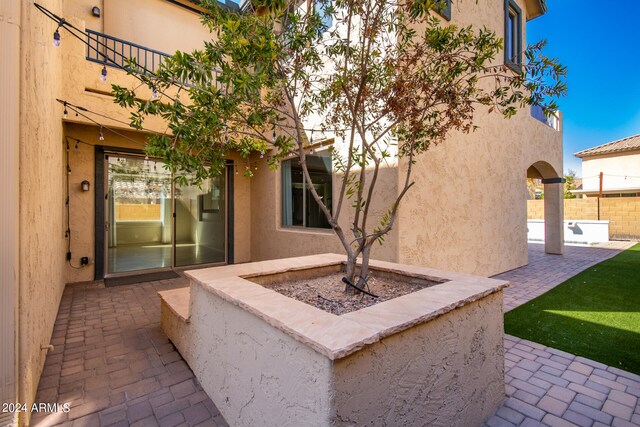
[344,254,357,294]
[343,243,372,294]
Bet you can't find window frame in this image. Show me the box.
[314,0,334,31]
[504,0,523,73]
[434,0,452,21]
[281,151,333,230]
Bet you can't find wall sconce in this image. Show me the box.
[91,6,101,17]
[81,180,91,191]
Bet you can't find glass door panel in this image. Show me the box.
[106,155,173,274]
[174,174,226,267]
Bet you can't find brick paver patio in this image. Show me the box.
[485,242,640,427]
[33,242,638,426]
[31,278,226,427]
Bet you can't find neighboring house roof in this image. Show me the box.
[574,133,640,158]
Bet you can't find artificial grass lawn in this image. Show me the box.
[504,243,640,375]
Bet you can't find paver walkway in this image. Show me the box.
[31,278,226,427]
[33,242,638,426]
[497,241,635,312]
[485,241,640,427]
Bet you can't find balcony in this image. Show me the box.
[86,29,172,76]
[530,104,561,131]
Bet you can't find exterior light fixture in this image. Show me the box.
[91,6,101,17]
[81,180,91,191]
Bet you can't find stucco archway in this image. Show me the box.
[528,161,564,255]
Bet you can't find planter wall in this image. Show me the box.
[160,254,508,426]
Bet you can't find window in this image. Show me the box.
[315,0,333,30]
[282,151,333,229]
[434,0,451,21]
[504,0,522,72]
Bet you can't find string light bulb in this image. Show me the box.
[75,142,79,151]
[152,88,158,99]
[273,130,276,143]
[98,127,104,141]
[53,30,61,47]
[100,65,107,82]
[63,103,68,119]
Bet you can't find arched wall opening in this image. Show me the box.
[527,161,564,255]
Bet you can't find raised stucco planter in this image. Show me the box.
[159,254,508,426]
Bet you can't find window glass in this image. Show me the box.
[504,0,522,70]
[282,151,332,229]
[506,12,515,61]
[434,0,452,21]
[315,0,333,30]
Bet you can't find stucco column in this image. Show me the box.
[0,0,21,424]
[543,179,564,255]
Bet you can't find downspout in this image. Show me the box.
[0,0,21,425]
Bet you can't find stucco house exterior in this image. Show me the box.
[0,0,563,424]
[573,133,640,197]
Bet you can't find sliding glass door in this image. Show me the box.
[174,174,226,266]
[105,153,226,275]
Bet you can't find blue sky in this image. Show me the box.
[527,1,640,176]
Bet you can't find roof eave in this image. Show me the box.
[524,0,547,21]
[575,147,640,159]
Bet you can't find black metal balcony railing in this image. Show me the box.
[87,29,171,76]
[530,104,560,131]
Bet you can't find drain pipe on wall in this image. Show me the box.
[0,0,21,425]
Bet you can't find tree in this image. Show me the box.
[112,0,566,292]
[564,169,577,198]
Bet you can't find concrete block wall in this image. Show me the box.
[527,197,640,240]
[601,198,640,239]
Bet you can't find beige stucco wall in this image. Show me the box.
[17,1,67,424]
[581,150,640,192]
[63,122,147,283]
[250,161,399,263]
[334,292,504,426]
[57,0,215,139]
[59,0,170,135]
[187,280,335,427]
[104,0,212,55]
[1,0,21,421]
[397,0,563,276]
[63,122,251,283]
[57,0,247,281]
